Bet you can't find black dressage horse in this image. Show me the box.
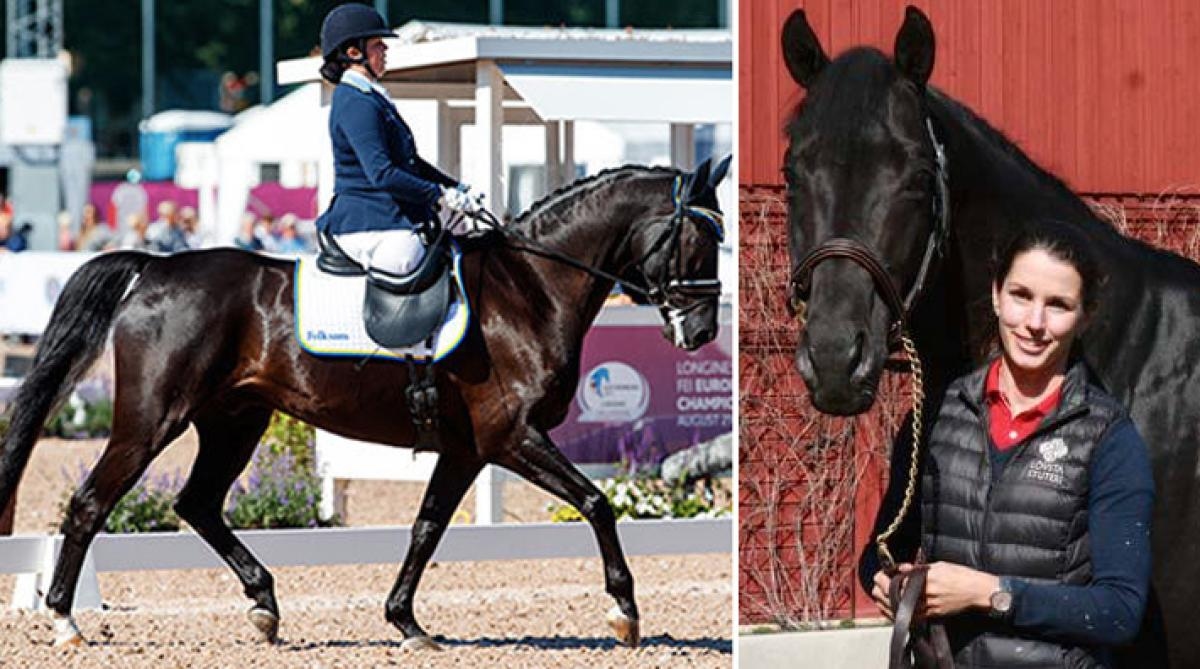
[0,159,730,648]
[780,6,1196,667]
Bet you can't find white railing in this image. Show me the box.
[3,518,731,610]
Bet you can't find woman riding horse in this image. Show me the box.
[0,158,728,648]
[317,3,478,277]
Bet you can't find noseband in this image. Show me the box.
[787,118,950,347]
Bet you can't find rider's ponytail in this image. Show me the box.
[320,58,347,84]
[319,38,373,84]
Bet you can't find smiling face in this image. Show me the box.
[991,249,1088,377]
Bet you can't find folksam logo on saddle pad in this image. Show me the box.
[578,362,649,423]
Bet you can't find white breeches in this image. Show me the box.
[333,229,425,276]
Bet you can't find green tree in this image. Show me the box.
[54,0,720,157]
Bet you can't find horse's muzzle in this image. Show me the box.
[795,328,881,415]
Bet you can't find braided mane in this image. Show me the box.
[511,164,679,233]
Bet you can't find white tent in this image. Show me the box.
[213,83,329,244]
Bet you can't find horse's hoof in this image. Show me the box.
[401,635,442,652]
[247,607,279,643]
[51,613,84,647]
[606,606,640,648]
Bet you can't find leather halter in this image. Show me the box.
[787,118,950,347]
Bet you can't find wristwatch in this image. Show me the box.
[988,577,1014,620]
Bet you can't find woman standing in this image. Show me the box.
[866,224,1155,667]
[315,3,477,278]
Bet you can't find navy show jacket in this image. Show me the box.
[316,71,457,235]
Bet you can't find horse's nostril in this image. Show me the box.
[795,338,816,382]
[850,330,874,382]
[848,331,865,371]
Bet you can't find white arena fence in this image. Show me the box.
[1,518,731,611]
[0,255,733,609]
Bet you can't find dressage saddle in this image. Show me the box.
[316,229,453,348]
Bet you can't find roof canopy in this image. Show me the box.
[277,21,731,219]
[277,21,731,125]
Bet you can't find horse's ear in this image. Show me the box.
[687,158,713,201]
[781,9,828,88]
[708,154,732,189]
[894,5,936,87]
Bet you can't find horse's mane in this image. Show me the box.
[458,164,680,253]
[512,164,679,231]
[927,88,1100,221]
[789,48,1097,221]
[927,75,1200,280]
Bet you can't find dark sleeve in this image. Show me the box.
[414,156,458,188]
[1007,418,1154,646]
[858,410,924,594]
[338,96,443,205]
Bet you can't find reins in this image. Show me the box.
[461,175,725,308]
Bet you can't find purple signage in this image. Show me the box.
[549,305,733,465]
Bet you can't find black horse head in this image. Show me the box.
[623,156,731,350]
[782,6,944,415]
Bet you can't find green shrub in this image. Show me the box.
[60,413,333,533]
[60,467,182,533]
[44,398,113,438]
[84,399,113,437]
[224,413,336,529]
[549,473,730,522]
[260,413,316,469]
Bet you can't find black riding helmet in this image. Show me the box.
[320,4,393,82]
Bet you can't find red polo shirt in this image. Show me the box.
[984,360,1064,451]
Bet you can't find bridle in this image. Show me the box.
[466,174,725,335]
[786,118,950,349]
[784,117,950,571]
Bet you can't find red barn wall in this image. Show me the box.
[740,0,1200,196]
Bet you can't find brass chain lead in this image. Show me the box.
[875,331,924,571]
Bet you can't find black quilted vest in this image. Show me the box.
[920,361,1125,669]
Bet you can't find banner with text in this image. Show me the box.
[549,305,733,465]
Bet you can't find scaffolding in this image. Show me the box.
[5,0,63,59]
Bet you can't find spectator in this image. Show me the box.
[178,206,204,249]
[273,214,309,253]
[110,169,148,229]
[0,211,29,253]
[116,212,149,250]
[146,200,188,253]
[56,211,75,250]
[76,203,113,252]
[256,213,278,252]
[233,212,264,251]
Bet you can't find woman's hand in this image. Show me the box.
[871,564,915,620]
[923,562,1000,618]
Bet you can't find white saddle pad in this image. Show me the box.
[294,246,469,363]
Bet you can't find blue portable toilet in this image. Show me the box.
[138,111,233,181]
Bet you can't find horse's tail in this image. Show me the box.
[0,251,153,515]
